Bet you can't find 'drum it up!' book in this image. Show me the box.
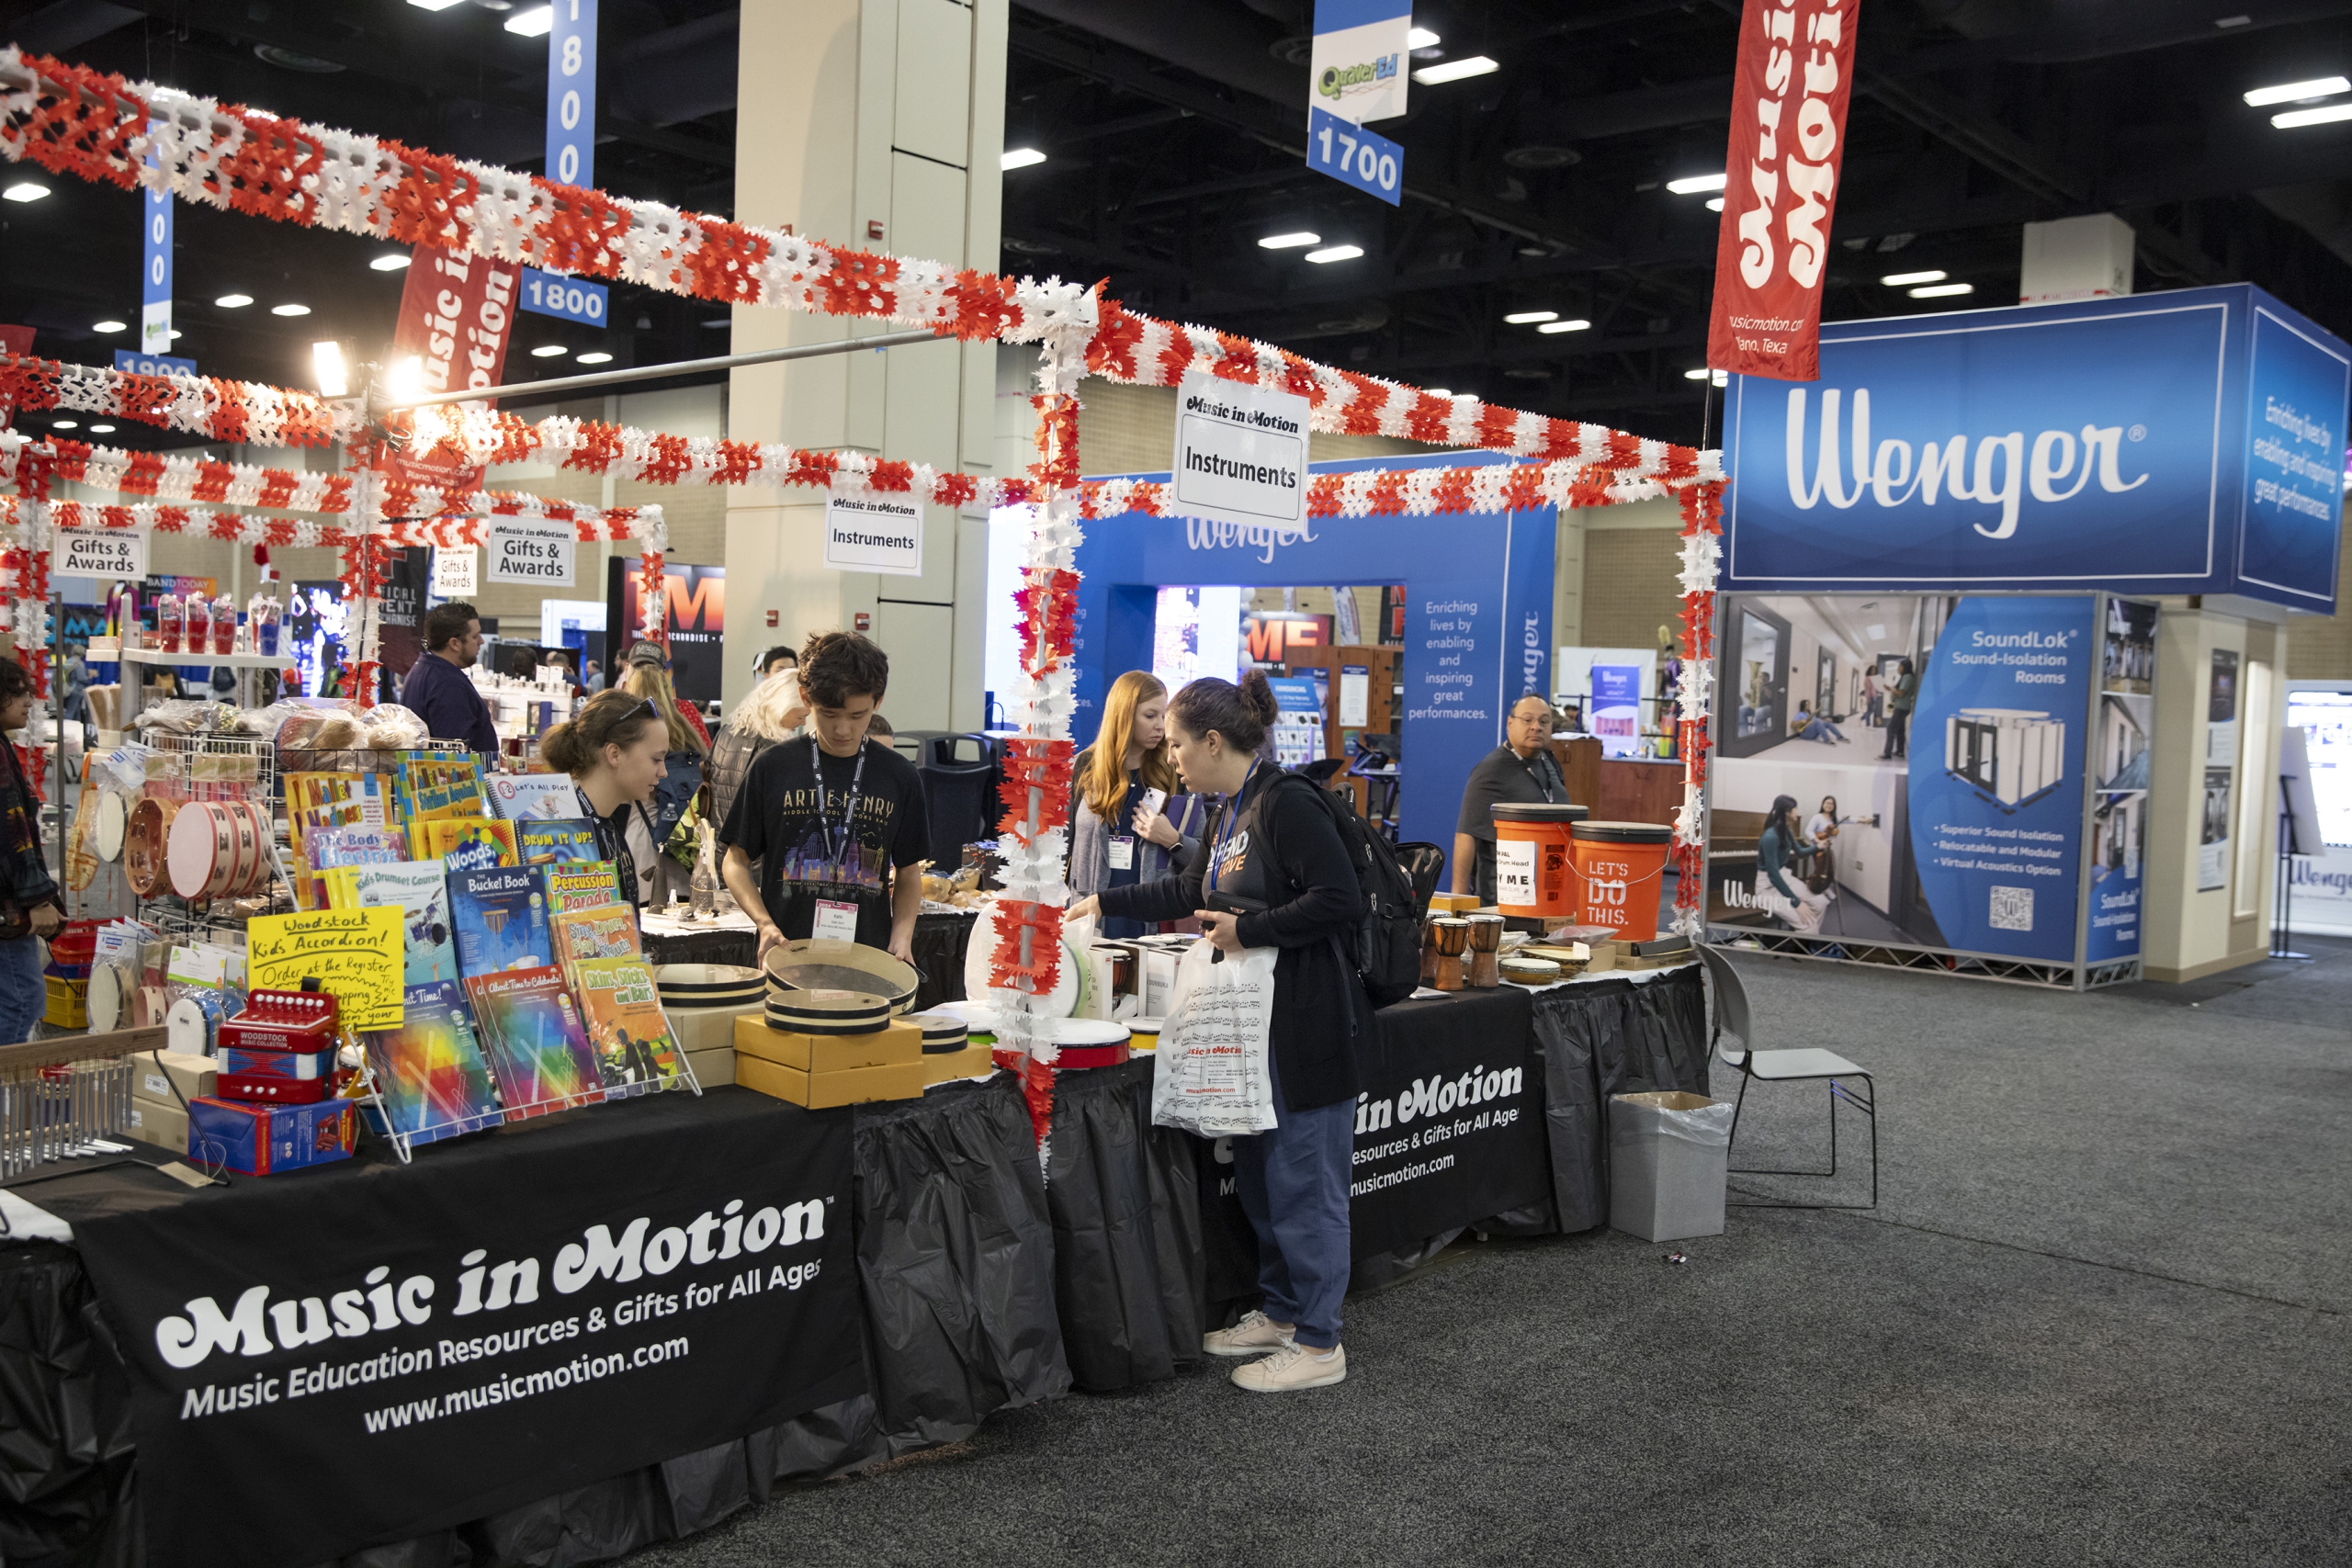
[572,956,684,1097]
[363,979,501,1145]
[324,861,458,985]
[450,864,552,976]
[467,965,604,1119]
[516,818,602,866]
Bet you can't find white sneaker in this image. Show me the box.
[1203,1310,1295,1359]
[1231,1340,1347,1393]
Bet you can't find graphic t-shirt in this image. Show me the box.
[719,738,930,949]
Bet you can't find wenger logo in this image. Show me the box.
[1783,387,2149,540]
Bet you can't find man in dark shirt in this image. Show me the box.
[719,632,929,963]
[1453,695,1569,901]
[399,601,499,755]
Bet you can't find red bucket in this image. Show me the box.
[1491,802,1589,918]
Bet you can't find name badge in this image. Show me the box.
[813,898,860,944]
[1106,834,1136,871]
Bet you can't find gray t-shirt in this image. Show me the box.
[1455,744,1566,901]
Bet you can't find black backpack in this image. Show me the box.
[1257,773,1423,1009]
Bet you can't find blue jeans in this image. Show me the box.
[0,933,46,1045]
[1230,1055,1354,1349]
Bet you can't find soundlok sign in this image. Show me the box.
[1721,284,2348,612]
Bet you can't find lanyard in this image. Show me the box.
[1525,750,1556,804]
[1206,761,1259,892]
[810,737,868,869]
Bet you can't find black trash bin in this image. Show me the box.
[896,731,999,860]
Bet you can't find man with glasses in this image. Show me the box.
[1453,695,1569,902]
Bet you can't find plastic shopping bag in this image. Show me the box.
[1148,938,1280,1137]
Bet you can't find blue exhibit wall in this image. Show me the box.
[1071,450,1555,852]
[1721,283,2348,614]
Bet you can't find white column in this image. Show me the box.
[725,0,1006,725]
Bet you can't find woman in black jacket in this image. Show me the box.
[1071,671,1368,1393]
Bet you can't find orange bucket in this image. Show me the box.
[1570,821,1676,941]
[1492,803,1589,918]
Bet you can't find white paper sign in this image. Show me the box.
[486,517,574,586]
[822,493,924,576]
[57,529,146,580]
[1309,5,1411,126]
[1170,370,1309,534]
[432,545,478,597]
[1340,664,1370,727]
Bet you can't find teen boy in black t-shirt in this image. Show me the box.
[719,632,929,963]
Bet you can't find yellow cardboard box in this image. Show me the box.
[736,1054,927,1109]
[734,1014,922,1073]
[684,1044,735,1088]
[134,1049,216,1107]
[126,1097,189,1153]
[922,1042,999,1085]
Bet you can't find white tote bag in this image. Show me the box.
[1149,938,1280,1137]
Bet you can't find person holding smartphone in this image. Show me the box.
[1069,671,1370,1393]
[1067,671,1202,938]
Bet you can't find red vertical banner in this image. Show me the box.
[384,243,521,501]
[1705,0,1860,382]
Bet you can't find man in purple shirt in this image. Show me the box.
[400,601,499,755]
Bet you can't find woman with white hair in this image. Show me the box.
[709,667,811,869]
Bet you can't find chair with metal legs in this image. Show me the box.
[1698,943,1878,1210]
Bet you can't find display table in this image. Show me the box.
[643,908,978,1011]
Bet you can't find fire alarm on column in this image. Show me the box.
[765,609,778,627]
[854,612,872,632]
[866,220,885,242]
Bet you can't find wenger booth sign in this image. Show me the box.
[1706,0,1860,381]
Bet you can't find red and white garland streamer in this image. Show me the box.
[1669,483,1725,939]
[0,349,352,448]
[0,497,668,555]
[0,429,354,511]
[375,505,666,550]
[1082,453,1724,524]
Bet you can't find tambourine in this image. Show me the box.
[225,800,266,896]
[85,964,124,1032]
[125,796,181,898]
[166,802,231,899]
[94,791,127,862]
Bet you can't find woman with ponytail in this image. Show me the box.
[1068,670,1202,938]
[541,688,673,909]
[1070,668,1370,1394]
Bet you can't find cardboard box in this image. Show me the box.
[1427,893,1483,914]
[126,1097,190,1154]
[734,1014,922,1073]
[922,1042,999,1085]
[671,1003,760,1056]
[735,1054,927,1109]
[186,1096,358,1176]
[134,1049,216,1107]
[684,1044,735,1088]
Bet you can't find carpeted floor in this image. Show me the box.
[636,940,2352,1567]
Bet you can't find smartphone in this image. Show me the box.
[1136,787,1167,818]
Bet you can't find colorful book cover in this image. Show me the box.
[417,817,518,873]
[543,860,625,914]
[286,773,392,908]
[467,965,605,1118]
[550,901,641,988]
[484,773,584,822]
[516,818,602,866]
[325,861,458,986]
[450,864,553,976]
[572,956,684,1097]
[395,751,488,821]
[362,979,500,1145]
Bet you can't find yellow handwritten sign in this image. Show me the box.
[245,907,405,1030]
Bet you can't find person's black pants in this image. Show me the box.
[1883,710,1909,759]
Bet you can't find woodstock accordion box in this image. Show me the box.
[186,1096,358,1176]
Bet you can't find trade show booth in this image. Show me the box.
[1706,283,2349,987]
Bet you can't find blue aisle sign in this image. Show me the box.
[546,0,597,189]
[1907,596,2097,963]
[1072,451,1555,852]
[115,349,197,379]
[1721,284,2349,612]
[520,267,609,325]
[141,171,171,357]
[1306,107,1403,208]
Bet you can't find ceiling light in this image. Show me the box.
[1001,147,1046,171]
[215,293,254,309]
[2,182,50,203]
[504,5,553,37]
[1503,310,1558,324]
[1705,197,1724,211]
[1413,56,1498,85]
[1882,269,1947,287]
[92,320,127,333]
[1683,368,1728,385]
[1259,231,1322,249]
[1909,282,1974,299]
[1666,173,1727,195]
[2273,103,2352,128]
[271,303,311,317]
[369,254,412,271]
[1424,387,1453,398]
[2244,76,2350,106]
[576,351,614,365]
[530,344,568,357]
[88,423,113,434]
[1305,244,1363,264]
[312,341,348,398]
[406,0,468,9]
[1408,28,1440,48]
[166,329,182,341]
[51,419,77,430]
[387,355,424,401]
[1537,319,1592,334]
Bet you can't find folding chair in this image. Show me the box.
[1697,943,1878,1209]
